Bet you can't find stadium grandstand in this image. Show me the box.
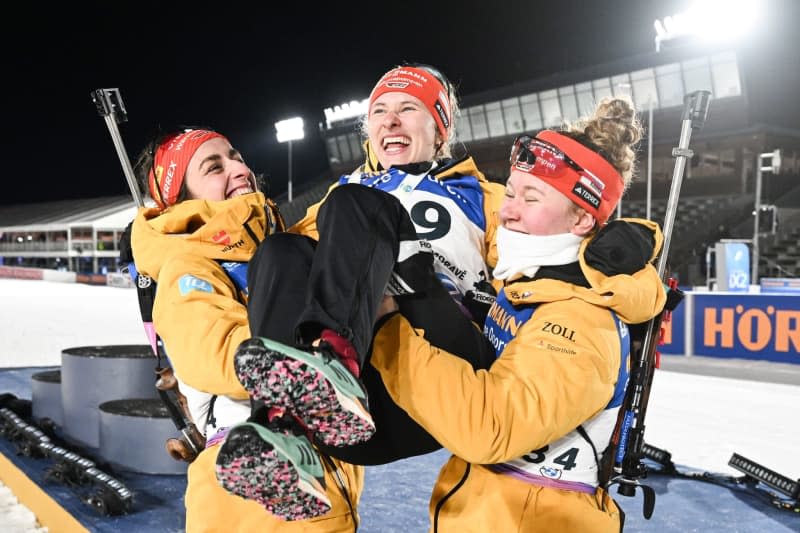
[2,40,798,286]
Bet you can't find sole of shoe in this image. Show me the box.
[215,422,331,520]
[235,337,375,447]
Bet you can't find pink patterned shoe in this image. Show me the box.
[234,337,375,447]
[215,419,331,520]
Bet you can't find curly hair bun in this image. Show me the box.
[565,96,643,188]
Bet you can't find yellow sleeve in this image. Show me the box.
[480,180,504,271]
[370,300,620,464]
[287,181,341,240]
[153,254,250,399]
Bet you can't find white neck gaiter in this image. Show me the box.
[492,226,585,281]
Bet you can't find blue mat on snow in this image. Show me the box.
[2,367,797,532]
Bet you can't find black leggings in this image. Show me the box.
[247,185,494,464]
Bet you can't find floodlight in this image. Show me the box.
[275,117,305,202]
[275,117,305,143]
[654,0,763,51]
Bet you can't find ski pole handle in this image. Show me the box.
[91,88,144,207]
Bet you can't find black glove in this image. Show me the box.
[463,279,497,325]
[388,245,438,296]
[665,285,685,312]
[584,220,656,276]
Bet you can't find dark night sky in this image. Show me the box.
[4,0,797,206]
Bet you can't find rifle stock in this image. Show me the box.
[92,88,206,462]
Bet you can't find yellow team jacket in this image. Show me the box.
[131,192,363,532]
[370,220,667,532]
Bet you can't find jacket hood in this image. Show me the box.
[131,192,271,280]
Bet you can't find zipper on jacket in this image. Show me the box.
[433,462,470,533]
[242,221,261,246]
[321,453,358,531]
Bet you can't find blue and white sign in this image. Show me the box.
[725,243,750,291]
[715,242,750,291]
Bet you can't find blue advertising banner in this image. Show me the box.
[761,277,800,294]
[692,294,799,364]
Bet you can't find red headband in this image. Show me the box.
[511,130,624,224]
[148,130,226,209]
[368,66,451,140]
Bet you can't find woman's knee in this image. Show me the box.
[326,184,405,214]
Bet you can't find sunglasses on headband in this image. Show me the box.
[510,133,619,214]
[509,135,587,177]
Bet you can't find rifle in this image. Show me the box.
[602,90,712,519]
[91,88,205,461]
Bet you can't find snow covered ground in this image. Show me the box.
[0,280,145,368]
[1,278,799,531]
[0,480,47,533]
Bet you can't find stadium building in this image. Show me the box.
[2,40,798,286]
[287,38,800,286]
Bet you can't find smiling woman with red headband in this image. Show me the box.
[127,129,364,533]
[210,64,505,526]
[369,97,668,532]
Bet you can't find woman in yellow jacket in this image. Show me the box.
[129,128,362,532]
[370,97,667,532]
[215,64,506,522]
